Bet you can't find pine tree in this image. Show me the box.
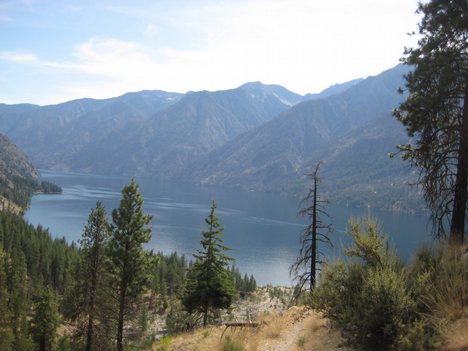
[67,202,112,351]
[0,248,13,351]
[109,180,153,351]
[394,0,468,242]
[30,288,59,351]
[290,162,332,293]
[7,249,32,351]
[183,201,235,326]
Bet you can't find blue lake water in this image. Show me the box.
[25,170,432,286]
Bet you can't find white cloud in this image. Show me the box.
[0,0,422,104]
[144,24,159,37]
[0,51,38,62]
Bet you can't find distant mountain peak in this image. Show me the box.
[238,81,303,107]
[304,77,364,101]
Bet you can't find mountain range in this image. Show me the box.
[0,64,421,212]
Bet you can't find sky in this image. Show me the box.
[0,0,422,105]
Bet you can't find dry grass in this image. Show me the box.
[151,306,351,351]
[440,314,468,351]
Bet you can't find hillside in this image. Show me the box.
[0,90,183,171]
[302,78,364,100]
[0,133,40,212]
[312,115,420,212]
[187,65,421,211]
[73,83,302,177]
[0,83,302,177]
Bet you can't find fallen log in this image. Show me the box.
[220,322,260,339]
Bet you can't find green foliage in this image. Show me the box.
[6,248,32,351]
[155,336,171,351]
[151,251,187,298]
[56,336,73,351]
[165,301,197,333]
[109,180,153,298]
[394,0,468,242]
[220,336,244,351]
[64,201,114,351]
[0,174,38,211]
[109,180,153,351]
[229,266,256,297]
[0,212,78,350]
[411,243,468,320]
[0,247,13,351]
[39,181,62,194]
[344,217,399,268]
[312,218,468,350]
[296,335,306,348]
[183,201,235,326]
[395,319,436,351]
[0,133,40,211]
[0,212,79,293]
[311,218,433,351]
[30,288,59,351]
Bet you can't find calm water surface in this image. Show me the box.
[26,170,431,286]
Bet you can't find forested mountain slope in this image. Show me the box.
[186,65,420,211]
[84,82,302,177]
[0,90,183,170]
[0,83,302,177]
[302,77,364,100]
[0,133,40,212]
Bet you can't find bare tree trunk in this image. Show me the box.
[86,295,95,351]
[203,304,208,326]
[116,285,126,351]
[450,82,468,244]
[311,173,317,290]
[86,254,99,351]
[39,336,45,351]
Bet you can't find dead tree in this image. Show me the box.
[290,161,332,293]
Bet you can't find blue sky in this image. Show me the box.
[0,0,421,105]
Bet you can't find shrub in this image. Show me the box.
[423,244,468,319]
[220,336,244,351]
[395,319,438,351]
[313,261,415,350]
[296,334,307,347]
[156,336,171,351]
[165,303,197,333]
[311,218,431,350]
[312,218,467,350]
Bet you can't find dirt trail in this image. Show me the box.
[153,306,351,351]
[256,307,350,351]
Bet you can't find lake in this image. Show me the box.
[26,170,431,286]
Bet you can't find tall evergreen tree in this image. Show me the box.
[7,249,32,351]
[0,247,13,351]
[66,202,112,351]
[30,288,59,351]
[109,181,153,351]
[183,201,235,326]
[290,162,332,293]
[394,0,468,242]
